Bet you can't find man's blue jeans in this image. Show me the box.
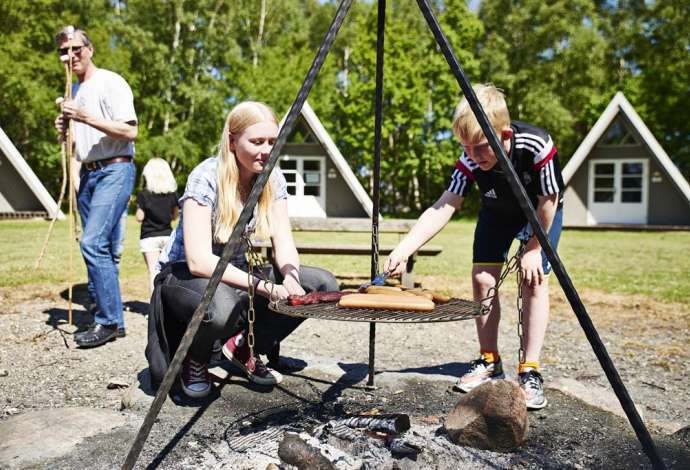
[78,161,135,327]
[86,208,127,327]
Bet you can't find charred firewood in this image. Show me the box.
[387,437,422,457]
[278,432,336,470]
[316,421,363,441]
[334,414,411,434]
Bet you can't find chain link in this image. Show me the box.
[244,236,257,358]
[479,240,528,364]
[371,223,380,278]
[515,252,525,365]
[242,234,276,359]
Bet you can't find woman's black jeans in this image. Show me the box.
[158,262,338,363]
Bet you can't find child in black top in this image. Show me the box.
[385,84,563,410]
[136,158,178,293]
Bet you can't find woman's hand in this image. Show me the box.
[520,249,544,288]
[383,249,408,277]
[282,275,306,297]
[262,283,290,301]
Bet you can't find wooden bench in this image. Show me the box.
[253,217,443,288]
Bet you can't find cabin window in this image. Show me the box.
[621,162,643,203]
[278,155,326,206]
[601,119,637,146]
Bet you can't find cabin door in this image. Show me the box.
[587,159,647,224]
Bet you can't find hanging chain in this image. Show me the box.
[371,223,380,279]
[515,248,526,365]
[480,241,527,313]
[480,240,528,364]
[244,235,257,359]
[242,234,277,359]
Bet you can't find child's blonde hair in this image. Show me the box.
[142,158,177,194]
[214,101,277,243]
[452,83,511,143]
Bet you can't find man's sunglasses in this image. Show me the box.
[57,45,85,56]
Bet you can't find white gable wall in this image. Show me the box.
[562,92,690,226]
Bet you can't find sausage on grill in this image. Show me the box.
[287,291,350,306]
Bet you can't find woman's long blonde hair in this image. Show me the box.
[214,101,277,243]
[142,157,178,194]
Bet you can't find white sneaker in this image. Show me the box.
[454,357,505,392]
[519,369,547,410]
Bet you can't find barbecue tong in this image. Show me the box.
[359,271,389,291]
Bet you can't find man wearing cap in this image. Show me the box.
[54,26,137,348]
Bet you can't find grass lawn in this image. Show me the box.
[1,216,689,304]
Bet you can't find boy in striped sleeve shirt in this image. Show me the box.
[385,83,564,409]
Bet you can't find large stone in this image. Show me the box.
[445,380,528,451]
[0,407,126,468]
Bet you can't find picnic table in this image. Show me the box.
[253,217,443,288]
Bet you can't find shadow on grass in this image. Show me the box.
[43,306,91,330]
[124,300,150,315]
[56,283,149,315]
[376,361,472,379]
[57,283,91,306]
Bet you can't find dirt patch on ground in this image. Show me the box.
[0,277,688,468]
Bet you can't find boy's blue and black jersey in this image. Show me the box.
[447,121,564,223]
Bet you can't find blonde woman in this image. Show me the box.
[147,101,337,399]
[136,158,179,293]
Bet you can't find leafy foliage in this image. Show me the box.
[0,0,686,215]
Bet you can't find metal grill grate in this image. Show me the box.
[270,298,485,323]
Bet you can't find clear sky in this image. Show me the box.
[468,0,481,13]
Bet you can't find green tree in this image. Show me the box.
[109,0,243,187]
[331,0,483,215]
[597,0,690,176]
[477,0,610,163]
[0,0,114,194]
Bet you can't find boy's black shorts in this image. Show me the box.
[472,207,563,274]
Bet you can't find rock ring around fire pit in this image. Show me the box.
[269,298,485,323]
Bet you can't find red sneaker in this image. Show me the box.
[180,356,211,398]
[222,331,283,386]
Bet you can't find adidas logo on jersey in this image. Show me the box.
[484,189,498,199]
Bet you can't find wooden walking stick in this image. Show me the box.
[64,29,77,326]
[35,26,77,325]
[35,98,68,269]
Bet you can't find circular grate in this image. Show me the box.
[269,298,485,323]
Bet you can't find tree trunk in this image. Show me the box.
[412,173,421,211]
[163,1,183,134]
[252,0,267,68]
[189,0,224,119]
[342,46,350,95]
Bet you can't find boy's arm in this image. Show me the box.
[384,190,463,276]
[521,193,558,287]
